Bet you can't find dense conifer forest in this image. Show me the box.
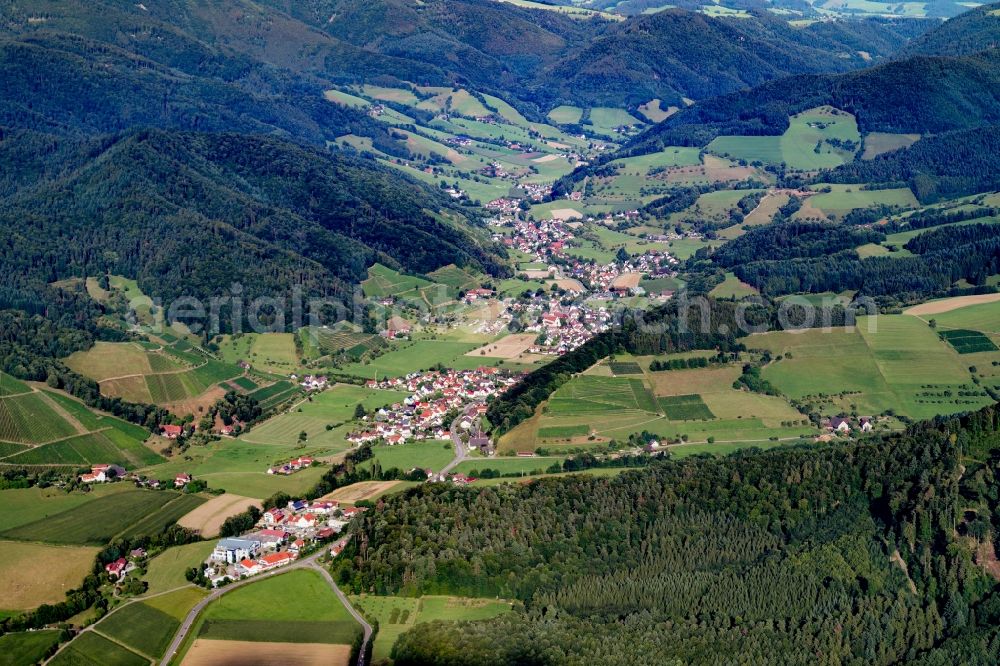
[335,405,1000,664]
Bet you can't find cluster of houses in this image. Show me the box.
[104,548,147,579]
[347,368,518,445]
[266,456,314,475]
[824,417,875,434]
[204,498,364,585]
[515,296,614,356]
[78,464,194,490]
[291,374,329,391]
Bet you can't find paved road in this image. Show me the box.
[159,549,370,666]
[439,413,470,476]
[307,560,372,666]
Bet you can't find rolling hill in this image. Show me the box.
[620,48,1000,153]
[901,0,1000,56]
[0,129,506,318]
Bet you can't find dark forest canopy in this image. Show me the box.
[901,1,1000,57]
[821,125,1000,203]
[335,403,1000,665]
[0,128,507,322]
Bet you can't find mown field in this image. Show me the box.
[352,594,512,664]
[0,541,100,612]
[362,440,456,474]
[177,569,360,663]
[50,630,146,666]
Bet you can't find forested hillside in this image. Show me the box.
[337,405,1000,664]
[625,49,1000,154]
[542,9,921,106]
[824,125,1000,202]
[902,1,1000,56]
[0,129,505,318]
[259,0,916,109]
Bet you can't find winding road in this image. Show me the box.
[439,413,471,476]
[159,549,371,666]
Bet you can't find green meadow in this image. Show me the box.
[352,595,512,664]
[708,107,861,170]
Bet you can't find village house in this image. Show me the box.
[258,551,295,571]
[175,473,192,488]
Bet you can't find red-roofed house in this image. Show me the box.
[294,513,317,529]
[258,551,295,570]
[160,424,183,439]
[238,559,261,576]
[175,473,192,488]
[105,558,129,578]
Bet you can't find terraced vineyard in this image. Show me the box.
[0,393,78,444]
[0,388,160,468]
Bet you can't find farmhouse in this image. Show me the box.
[160,424,183,439]
[212,537,261,564]
[80,463,126,483]
[175,473,192,488]
[105,557,131,578]
[829,417,851,433]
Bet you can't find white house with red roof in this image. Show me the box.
[160,424,183,439]
[174,473,192,488]
[105,557,130,578]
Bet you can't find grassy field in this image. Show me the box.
[352,595,512,664]
[138,442,328,499]
[708,106,860,170]
[337,340,485,378]
[242,384,410,454]
[190,570,360,648]
[749,315,997,419]
[0,630,61,666]
[50,630,146,666]
[97,600,183,659]
[587,107,643,132]
[547,105,583,124]
[0,484,133,533]
[800,185,918,218]
[0,489,187,545]
[0,541,100,611]
[454,457,563,476]
[144,541,216,594]
[924,298,1000,333]
[862,132,920,159]
[502,361,817,453]
[709,272,759,299]
[365,440,456,473]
